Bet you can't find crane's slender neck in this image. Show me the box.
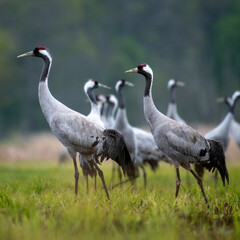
[144,72,153,97]
[230,99,239,114]
[40,55,52,82]
[142,71,164,131]
[100,102,105,116]
[170,87,176,103]
[38,55,65,124]
[87,88,98,105]
[107,103,115,118]
[117,86,125,109]
[86,88,99,116]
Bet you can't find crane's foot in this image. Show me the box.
[111,175,139,189]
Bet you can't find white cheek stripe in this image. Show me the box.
[143,65,153,77]
[115,81,121,92]
[84,80,95,93]
[39,49,52,63]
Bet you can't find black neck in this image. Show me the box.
[100,103,105,116]
[229,104,234,114]
[117,87,125,109]
[87,88,98,105]
[40,56,51,82]
[107,103,114,117]
[170,87,176,103]
[232,96,240,114]
[144,72,152,97]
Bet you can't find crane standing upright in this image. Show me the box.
[80,79,110,195]
[125,63,229,204]
[231,119,240,148]
[17,46,135,199]
[195,91,240,178]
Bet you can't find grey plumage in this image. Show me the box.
[79,79,110,194]
[105,94,118,129]
[114,80,137,164]
[17,46,134,198]
[133,127,170,170]
[195,91,240,178]
[125,63,229,204]
[231,119,240,147]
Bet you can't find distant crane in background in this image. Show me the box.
[195,90,240,178]
[113,79,139,182]
[166,79,186,125]
[113,79,171,188]
[231,119,240,148]
[125,63,229,204]
[17,46,135,199]
[79,79,111,194]
[105,94,118,129]
[95,94,108,127]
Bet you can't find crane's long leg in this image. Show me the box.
[117,165,123,183]
[92,161,110,200]
[140,166,147,188]
[94,174,97,190]
[214,170,218,186]
[85,175,89,193]
[111,168,139,189]
[111,163,116,183]
[67,149,79,195]
[190,169,208,204]
[175,167,181,198]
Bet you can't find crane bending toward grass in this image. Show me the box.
[17,46,135,199]
[125,63,229,204]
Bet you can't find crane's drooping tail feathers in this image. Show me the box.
[203,139,229,186]
[80,158,96,178]
[144,159,159,171]
[97,129,135,177]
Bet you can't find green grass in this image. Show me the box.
[0,161,240,240]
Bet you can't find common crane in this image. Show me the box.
[195,91,240,178]
[231,119,240,148]
[17,46,135,199]
[79,79,110,195]
[125,63,229,204]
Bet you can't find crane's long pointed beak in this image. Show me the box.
[17,51,34,58]
[176,81,185,87]
[98,83,111,89]
[125,81,134,87]
[125,67,138,73]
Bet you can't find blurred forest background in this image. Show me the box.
[0,0,240,139]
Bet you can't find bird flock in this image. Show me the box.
[17,46,240,205]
